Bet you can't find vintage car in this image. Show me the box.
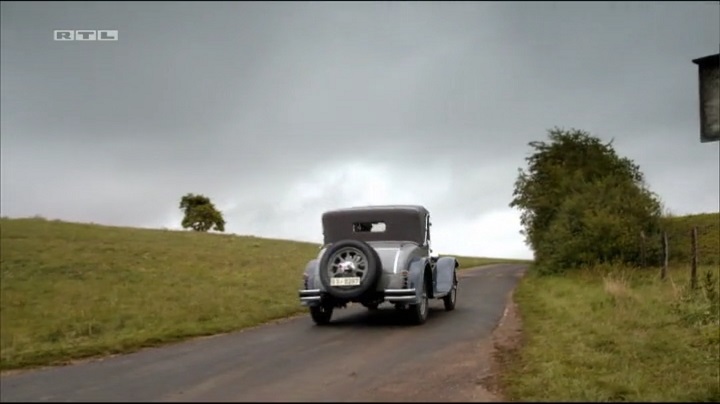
[298,205,459,325]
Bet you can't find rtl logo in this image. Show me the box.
[53,30,119,41]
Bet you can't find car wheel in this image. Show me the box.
[443,273,457,311]
[318,239,382,300]
[309,305,333,325]
[408,284,429,325]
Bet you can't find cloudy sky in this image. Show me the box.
[1,1,718,259]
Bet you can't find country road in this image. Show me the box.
[0,264,527,402]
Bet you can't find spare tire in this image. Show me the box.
[318,239,382,300]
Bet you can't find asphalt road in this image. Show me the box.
[0,264,527,402]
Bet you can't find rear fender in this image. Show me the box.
[303,259,321,290]
[407,257,430,301]
[434,257,458,295]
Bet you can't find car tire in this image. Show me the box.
[408,280,429,325]
[318,239,382,300]
[310,305,333,325]
[443,272,457,311]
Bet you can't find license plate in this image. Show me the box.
[330,277,361,286]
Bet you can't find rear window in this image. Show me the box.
[352,221,386,233]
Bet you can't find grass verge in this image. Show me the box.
[501,264,720,402]
[453,255,531,269]
[0,218,520,371]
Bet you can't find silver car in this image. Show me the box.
[298,205,459,325]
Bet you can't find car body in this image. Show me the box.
[298,205,459,325]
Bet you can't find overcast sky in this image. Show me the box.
[1,1,718,259]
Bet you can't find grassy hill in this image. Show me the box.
[661,212,720,266]
[0,217,527,371]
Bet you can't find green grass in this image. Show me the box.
[0,217,520,371]
[502,264,720,402]
[662,212,719,266]
[453,255,531,269]
[499,211,720,401]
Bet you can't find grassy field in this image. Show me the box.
[661,212,720,266]
[0,217,523,371]
[453,255,530,268]
[501,212,720,402]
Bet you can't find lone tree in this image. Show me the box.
[510,128,663,274]
[179,193,226,232]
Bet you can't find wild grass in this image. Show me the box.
[453,255,531,269]
[502,263,720,402]
[0,218,518,371]
[661,212,719,266]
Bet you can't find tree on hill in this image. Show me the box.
[179,193,226,233]
[509,128,663,274]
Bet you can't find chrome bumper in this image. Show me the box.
[383,288,417,303]
[298,288,418,306]
[299,289,322,304]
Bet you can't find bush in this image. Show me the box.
[511,128,662,274]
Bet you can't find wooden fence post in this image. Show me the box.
[691,226,698,290]
[661,231,668,280]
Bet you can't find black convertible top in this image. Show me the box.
[321,205,429,245]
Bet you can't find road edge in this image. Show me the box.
[474,266,526,401]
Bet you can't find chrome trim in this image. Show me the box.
[385,288,416,303]
[384,288,416,294]
[392,249,401,274]
[299,289,321,294]
[300,296,321,302]
[385,296,417,302]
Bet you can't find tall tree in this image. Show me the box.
[510,128,662,273]
[179,193,226,232]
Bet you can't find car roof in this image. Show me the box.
[323,205,429,216]
[320,205,429,245]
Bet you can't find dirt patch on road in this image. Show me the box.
[479,290,524,401]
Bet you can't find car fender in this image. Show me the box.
[303,259,321,290]
[407,257,430,301]
[434,256,458,295]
